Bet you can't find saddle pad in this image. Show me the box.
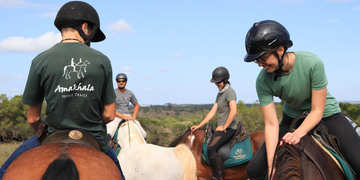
[202,136,253,168]
[312,136,355,180]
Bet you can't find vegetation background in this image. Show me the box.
[1,94,359,165]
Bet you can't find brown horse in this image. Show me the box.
[2,143,122,180]
[272,134,347,180]
[170,129,265,180]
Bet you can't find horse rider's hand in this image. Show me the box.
[127,115,136,121]
[123,115,134,121]
[215,125,226,132]
[190,125,200,133]
[280,132,301,145]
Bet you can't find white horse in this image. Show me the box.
[115,119,197,180]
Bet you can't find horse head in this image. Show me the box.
[169,128,205,156]
[117,120,147,149]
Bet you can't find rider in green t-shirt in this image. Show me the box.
[191,66,239,180]
[243,20,360,180]
[0,1,124,179]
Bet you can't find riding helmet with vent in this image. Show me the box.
[54,1,105,42]
[210,66,230,83]
[116,73,127,81]
[244,20,293,62]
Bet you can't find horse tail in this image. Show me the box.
[42,154,79,180]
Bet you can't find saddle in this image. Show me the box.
[41,130,100,150]
[288,113,355,180]
[202,121,253,168]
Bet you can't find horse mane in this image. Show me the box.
[42,153,79,180]
[169,128,191,147]
[273,143,302,180]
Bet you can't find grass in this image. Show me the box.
[0,142,21,166]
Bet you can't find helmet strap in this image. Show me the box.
[75,24,97,47]
[273,48,288,81]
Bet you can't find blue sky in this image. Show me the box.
[1,0,359,105]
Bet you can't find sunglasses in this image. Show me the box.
[116,80,127,83]
[255,53,272,64]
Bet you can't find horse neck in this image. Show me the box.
[118,121,146,148]
[184,131,204,157]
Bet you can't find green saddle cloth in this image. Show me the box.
[328,148,355,180]
[202,136,253,168]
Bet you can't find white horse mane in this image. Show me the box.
[117,120,147,148]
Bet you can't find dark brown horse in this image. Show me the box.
[170,129,265,180]
[2,143,122,180]
[272,134,346,180]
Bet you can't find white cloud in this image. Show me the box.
[109,20,134,33]
[0,32,61,53]
[0,0,27,8]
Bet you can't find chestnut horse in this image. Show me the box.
[272,134,348,180]
[2,143,122,180]
[169,129,265,180]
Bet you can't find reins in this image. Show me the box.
[127,121,131,146]
[269,112,308,180]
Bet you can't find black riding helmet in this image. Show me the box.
[244,20,293,62]
[54,1,106,44]
[210,66,230,83]
[116,73,127,81]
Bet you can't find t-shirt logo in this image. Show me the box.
[63,58,90,80]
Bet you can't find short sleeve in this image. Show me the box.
[22,59,44,105]
[102,57,116,104]
[226,88,236,102]
[311,58,328,90]
[256,74,273,106]
[129,91,138,105]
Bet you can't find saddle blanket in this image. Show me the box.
[202,136,253,168]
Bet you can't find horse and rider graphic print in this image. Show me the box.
[63,58,90,80]
[54,57,95,96]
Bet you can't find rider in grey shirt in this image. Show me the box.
[107,73,140,139]
[115,88,138,115]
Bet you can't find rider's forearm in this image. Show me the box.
[27,104,42,123]
[103,103,115,123]
[224,111,236,129]
[116,112,128,119]
[261,102,279,170]
[294,109,323,138]
[132,103,140,119]
[199,104,217,127]
[223,101,237,128]
[265,122,279,170]
[294,88,326,138]
[199,116,212,127]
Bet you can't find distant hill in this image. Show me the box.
[343,101,360,107]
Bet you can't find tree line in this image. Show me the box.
[0,94,359,146]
